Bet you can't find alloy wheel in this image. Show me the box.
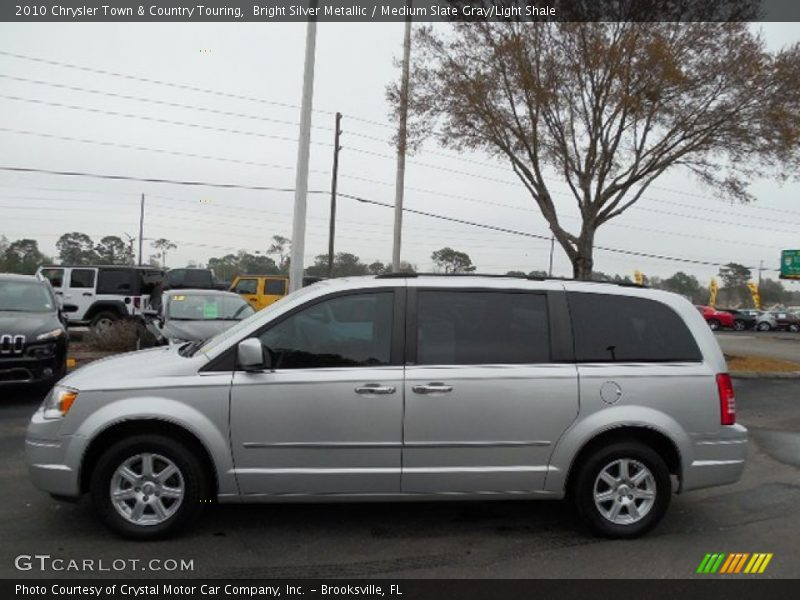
[593,458,656,525]
[110,453,184,526]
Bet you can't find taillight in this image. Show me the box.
[716,373,736,425]
[133,297,141,309]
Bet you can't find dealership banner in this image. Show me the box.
[5,579,800,600]
[3,0,800,22]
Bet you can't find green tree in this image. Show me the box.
[95,235,133,265]
[431,247,476,273]
[395,17,800,279]
[306,252,369,278]
[718,263,751,305]
[759,278,787,306]
[2,238,50,274]
[207,254,240,282]
[151,238,177,268]
[57,232,98,265]
[268,235,291,274]
[236,251,279,275]
[506,270,527,277]
[662,271,703,303]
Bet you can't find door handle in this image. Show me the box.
[355,384,396,395]
[412,383,454,394]
[82,292,93,297]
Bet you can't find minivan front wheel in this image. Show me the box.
[573,441,671,538]
[90,434,207,539]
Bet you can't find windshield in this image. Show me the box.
[167,293,255,321]
[197,283,321,356]
[0,281,56,313]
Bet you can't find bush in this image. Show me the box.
[85,318,141,353]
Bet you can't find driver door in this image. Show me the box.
[229,288,405,496]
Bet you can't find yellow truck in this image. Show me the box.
[229,275,323,310]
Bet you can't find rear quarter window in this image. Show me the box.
[568,292,702,362]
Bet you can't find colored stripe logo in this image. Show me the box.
[697,553,773,574]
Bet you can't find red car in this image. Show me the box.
[696,305,735,331]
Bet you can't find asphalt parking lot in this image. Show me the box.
[715,330,800,363]
[1,378,798,579]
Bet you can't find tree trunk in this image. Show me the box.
[571,230,595,281]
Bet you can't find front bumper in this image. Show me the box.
[25,407,82,498]
[682,424,748,492]
[0,343,66,385]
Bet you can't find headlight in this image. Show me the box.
[43,386,78,420]
[36,328,64,341]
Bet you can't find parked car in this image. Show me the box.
[695,305,734,330]
[36,265,165,333]
[769,311,800,333]
[717,308,755,331]
[26,275,746,540]
[737,309,778,332]
[165,268,226,291]
[229,274,322,311]
[0,273,68,389]
[141,289,255,346]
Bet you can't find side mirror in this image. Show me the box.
[62,303,79,314]
[237,338,271,372]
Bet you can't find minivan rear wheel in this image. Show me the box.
[90,434,208,540]
[572,441,671,538]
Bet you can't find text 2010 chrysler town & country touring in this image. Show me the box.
[26,275,747,539]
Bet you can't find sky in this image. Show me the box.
[0,21,799,289]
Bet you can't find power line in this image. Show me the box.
[0,49,333,114]
[0,74,333,131]
[0,94,333,146]
[0,166,328,193]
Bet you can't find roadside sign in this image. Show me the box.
[780,250,800,280]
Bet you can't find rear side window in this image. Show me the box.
[568,293,701,362]
[97,270,136,295]
[265,278,286,295]
[69,269,95,289]
[184,270,212,286]
[40,268,64,288]
[416,291,550,365]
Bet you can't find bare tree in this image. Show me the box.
[151,238,177,268]
[392,19,800,278]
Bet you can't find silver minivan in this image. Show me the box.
[26,275,747,539]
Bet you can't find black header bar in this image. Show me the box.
[2,1,799,23]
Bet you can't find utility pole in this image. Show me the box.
[327,112,342,278]
[138,193,145,266]
[548,234,555,277]
[391,14,412,272]
[758,259,764,287]
[289,0,318,293]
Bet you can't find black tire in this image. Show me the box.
[733,320,746,331]
[90,434,208,540]
[757,322,771,332]
[789,324,799,333]
[90,310,119,334]
[572,441,671,539]
[707,319,720,331]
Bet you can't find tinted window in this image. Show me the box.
[69,269,95,289]
[265,279,286,295]
[97,270,136,295]
[184,270,213,286]
[569,293,701,362]
[167,270,185,287]
[416,291,550,365]
[40,268,63,288]
[234,278,258,294]
[258,292,393,369]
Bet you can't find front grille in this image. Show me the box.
[0,334,25,355]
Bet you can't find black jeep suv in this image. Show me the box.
[0,274,68,389]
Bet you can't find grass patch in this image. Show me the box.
[726,354,800,373]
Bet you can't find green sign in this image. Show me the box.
[781,249,800,279]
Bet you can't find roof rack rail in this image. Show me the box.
[373,272,647,288]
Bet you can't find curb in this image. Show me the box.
[731,371,800,379]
